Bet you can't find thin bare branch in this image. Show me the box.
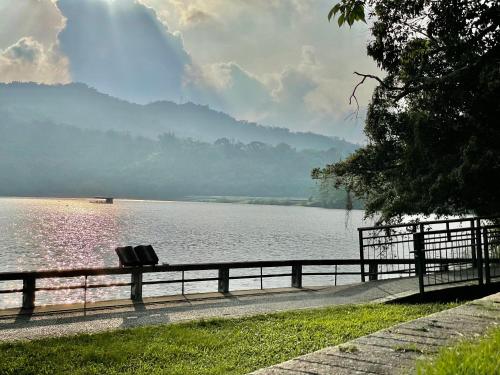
[349,72,401,116]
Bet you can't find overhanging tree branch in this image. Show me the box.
[349,72,402,113]
[350,41,499,106]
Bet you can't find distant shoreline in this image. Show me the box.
[0,195,363,210]
[181,195,362,210]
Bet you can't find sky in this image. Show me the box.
[0,0,378,142]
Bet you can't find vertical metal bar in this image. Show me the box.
[419,223,428,287]
[260,267,263,290]
[443,229,449,275]
[291,264,302,288]
[411,225,417,278]
[447,233,451,283]
[22,276,36,310]
[182,271,185,295]
[471,219,477,268]
[392,233,396,276]
[368,262,378,281]
[131,269,143,301]
[83,275,88,315]
[218,267,229,293]
[334,264,338,286]
[358,229,365,282]
[476,224,483,285]
[483,228,491,284]
[413,232,425,295]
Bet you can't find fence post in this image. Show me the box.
[131,269,143,301]
[181,271,185,295]
[368,262,378,281]
[218,267,229,293]
[291,264,302,288]
[475,222,484,285]
[22,276,36,310]
[471,219,478,268]
[358,229,366,282]
[483,228,491,284]
[413,232,425,295]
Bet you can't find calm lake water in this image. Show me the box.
[0,197,371,308]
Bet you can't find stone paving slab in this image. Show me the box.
[250,292,500,375]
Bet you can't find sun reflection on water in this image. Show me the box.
[0,197,369,308]
[17,198,121,269]
[2,198,125,306]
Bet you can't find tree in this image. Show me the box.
[313,0,500,223]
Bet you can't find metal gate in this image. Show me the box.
[413,218,500,293]
[358,217,500,294]
[482,224,500,283]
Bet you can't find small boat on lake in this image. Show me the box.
[90,197,114,204]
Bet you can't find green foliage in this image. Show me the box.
[0,303,454,375]
[328,1,366,26]
[0,117,350,206]
[321,1,500,223]
[311,178,362,209]
[416,326,500,375]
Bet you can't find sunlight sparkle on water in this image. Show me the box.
[0,197,370,308]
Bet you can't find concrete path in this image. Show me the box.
[0,277,420,342]
[250,292,500,375]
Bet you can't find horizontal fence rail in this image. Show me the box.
[0,259,415,310]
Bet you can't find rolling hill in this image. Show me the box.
[0,82,358,152]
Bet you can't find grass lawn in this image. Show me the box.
[417,326,500,375]
[0,303,456,375]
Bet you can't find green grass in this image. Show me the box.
[0,303,456,375]
[417,326,500,375]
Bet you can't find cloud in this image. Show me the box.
[0,37,70,84]
[179,7,215,28]
[184,61,272,121]
[273,69,316,107]
[3,37,42,62]
[183,41,367,140]
[0,0,65,50]
[0,0,69,84]
[141,0,378,141]
[0,0,378,141]
[56,0,193,104]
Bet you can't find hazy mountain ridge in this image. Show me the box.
[0,82,358,152]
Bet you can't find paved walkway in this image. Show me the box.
[0,277,420,342]
[250,292,500,375]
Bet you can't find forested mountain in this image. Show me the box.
[0,82,357,152]
[0,82,360,206]
[0,117,352,207]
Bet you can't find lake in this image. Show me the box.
[0,197,371,308]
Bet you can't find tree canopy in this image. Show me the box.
[314,0,500,222]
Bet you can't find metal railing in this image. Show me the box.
[2,217,499,310]
[358,217,499,283]
[358,216,500,294]
[0,258,414,310]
